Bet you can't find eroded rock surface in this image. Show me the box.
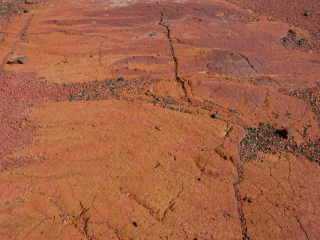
[1,0,320,239]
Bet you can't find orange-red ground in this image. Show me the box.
[1,0,320,239]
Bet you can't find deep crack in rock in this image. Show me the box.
[159,10,192,101]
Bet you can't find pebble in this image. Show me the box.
[7,56,28,65]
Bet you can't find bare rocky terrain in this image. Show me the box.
[0,0,320,239]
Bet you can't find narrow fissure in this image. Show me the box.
[233,160,251,240]
[159,11,192,101]
[295,216,311,240]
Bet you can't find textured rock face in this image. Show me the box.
[0,0,320,240]
[226,0,320,50]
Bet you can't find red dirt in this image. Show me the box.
[1,0,320,240]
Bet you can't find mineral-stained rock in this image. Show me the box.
[1,0,320,240]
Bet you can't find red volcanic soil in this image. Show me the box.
[0,0,320,240]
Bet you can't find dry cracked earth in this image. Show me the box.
[0,0,320,239]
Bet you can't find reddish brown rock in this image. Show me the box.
[0,0,320,240]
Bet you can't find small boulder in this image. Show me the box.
[303,10,312,17]
[7,56,28,65]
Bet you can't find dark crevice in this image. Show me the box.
[238,53,258,73]
[159,10,192,101]
[233,167,251,240]
[217,139,251,240]
[295,216,311,240]
[159,12,179,81]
